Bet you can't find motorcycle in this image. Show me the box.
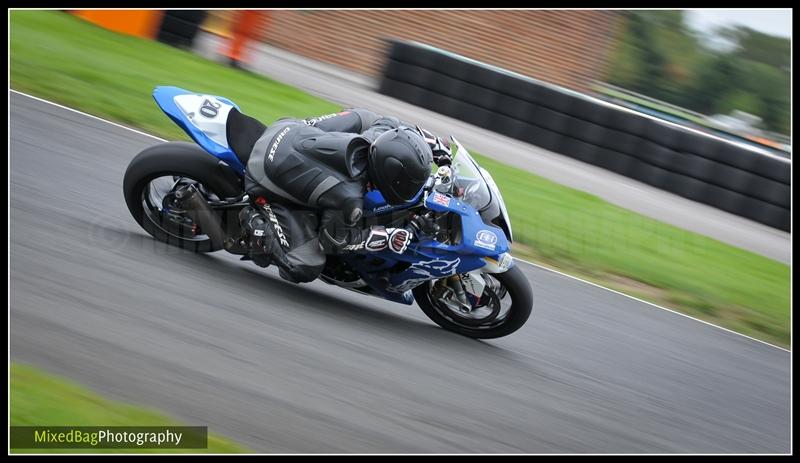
[123,87,533,338]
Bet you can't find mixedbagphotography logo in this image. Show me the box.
[10,426,208,449]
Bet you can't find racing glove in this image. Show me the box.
[360,226,412,253]
[387,227,412,253]
[321,209,414,255]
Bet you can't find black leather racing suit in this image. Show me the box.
[225,108,420,284]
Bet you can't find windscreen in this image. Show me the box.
[449,138,491,211]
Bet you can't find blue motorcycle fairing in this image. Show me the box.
[345,252,487,304]
[153,86,246,174]
[363,188,423,217]
[421,191,509,258]
[344,191,511,304]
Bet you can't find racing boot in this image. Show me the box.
[238,206,278,268]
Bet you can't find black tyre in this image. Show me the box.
[123,142,243,253]
[413,265,533,339]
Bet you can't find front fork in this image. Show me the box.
[442,270,487,311]
[441,253,513,312]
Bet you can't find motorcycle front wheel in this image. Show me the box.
[413,265,533,339]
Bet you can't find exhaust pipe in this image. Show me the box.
[174,184,227,251]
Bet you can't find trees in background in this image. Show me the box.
[606,11,790,134]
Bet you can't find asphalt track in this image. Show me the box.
[9,92,791,453]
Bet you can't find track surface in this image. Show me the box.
[10,93,791,453]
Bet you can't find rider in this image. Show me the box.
[224,107,453,284]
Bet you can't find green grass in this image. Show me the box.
[10,11,790,347]
[10,363,250,454]
[474,153,790,346]
[9,10,340,139]
[594,85,709,126]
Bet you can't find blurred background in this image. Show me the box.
[83,9,789,155]
[10,9,791,454]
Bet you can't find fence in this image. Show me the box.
[379,40,791,231]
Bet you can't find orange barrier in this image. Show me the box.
[222,10,270,65]
[71,10,164,39]
[745,135,785,151]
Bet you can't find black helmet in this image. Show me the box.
[367,127,433,205]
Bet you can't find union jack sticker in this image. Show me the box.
[432,192,451,207]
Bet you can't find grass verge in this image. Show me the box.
[10,11,790,346]
[473,154,789,346]
[10,363,250,454]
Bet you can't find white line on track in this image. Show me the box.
[9,88,791,353]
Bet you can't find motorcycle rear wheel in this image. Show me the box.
[123,142,243,253]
